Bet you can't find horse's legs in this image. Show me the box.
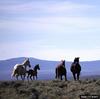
[16,75,19,80]
[73,73,76,80]
[23,74,26,81]
[60,75,62,80]
[21,75,23,80]
[27,74,29,81]
[55,68,57,79]
[20,75,24,81]
[65,74,67,81]
[36,74,38,80]
[30,75,32,80]
[77,72,80,80]
[32,75,35,80]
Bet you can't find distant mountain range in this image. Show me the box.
[0,57,100,80]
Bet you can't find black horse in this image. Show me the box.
[55,60,67,81]
[70,57,81,80]
[27,64,40,80]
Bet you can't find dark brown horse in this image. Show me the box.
[27,64,40,80]
[55,60,67,81]
[70,57,81,80]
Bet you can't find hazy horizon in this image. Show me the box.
[1,56,100,62]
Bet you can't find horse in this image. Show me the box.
[55,60,67,81]
[70,57,81,80]
[11,58,31,80]
[27,64,40,80]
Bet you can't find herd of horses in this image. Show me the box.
[11,57,81,81]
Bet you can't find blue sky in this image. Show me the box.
[0,0,100,61]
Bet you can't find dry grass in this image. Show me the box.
[0,79,100,99]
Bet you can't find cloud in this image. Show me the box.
[0,1,95,16]
[1,1,99,34]
[1,16,100,34]
[43,1,95,13]
[0,0,100,61]
[32,47,100,61]
[0,41,100,61]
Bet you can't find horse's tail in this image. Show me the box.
[11,68,16,77]
[70,65,73,72]
[55,68,58,79]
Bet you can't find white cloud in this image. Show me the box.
[43,1,95,13]
[33,48,100,61]
[0,1,95,15]
[0,41,100,61]
[1,16,100,34]
[0,1,99,34]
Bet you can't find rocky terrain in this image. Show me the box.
[0,79,100,99]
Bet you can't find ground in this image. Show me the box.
[0,79,100,99]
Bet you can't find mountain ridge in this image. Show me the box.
[0,57,100,80]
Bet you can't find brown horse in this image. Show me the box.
[70,57,81,80]
[55,60,67,81]
[11,58,31,80]
[27,64,40,80]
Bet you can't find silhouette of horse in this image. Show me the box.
[11,58,31,80]
[27,64,40,80]
[70,57,81,80]
[55,60,67,81]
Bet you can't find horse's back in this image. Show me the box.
[27,69,36,77]
[14,64,22,69]
[27,69,33,74]
[12,64,26,76]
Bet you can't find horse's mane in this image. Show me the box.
[22,59,28,65]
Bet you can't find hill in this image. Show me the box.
[0,79,100,99]
[0,57,58,80]
[0,57,100,80]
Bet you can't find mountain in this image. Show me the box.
[0,57,100,80]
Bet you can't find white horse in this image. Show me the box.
[11,58,31,80]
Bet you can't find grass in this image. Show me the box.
[0,79,100,99]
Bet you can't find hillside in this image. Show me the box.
[0,57,59,80]
[0,79,100,99]
[0,57,100,80]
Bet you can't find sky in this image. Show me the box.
[0,0,100,61]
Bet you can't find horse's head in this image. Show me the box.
[23,58,31,68]
[74,57,80,63]
[61,60,65,67]
[35,64,40,70]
